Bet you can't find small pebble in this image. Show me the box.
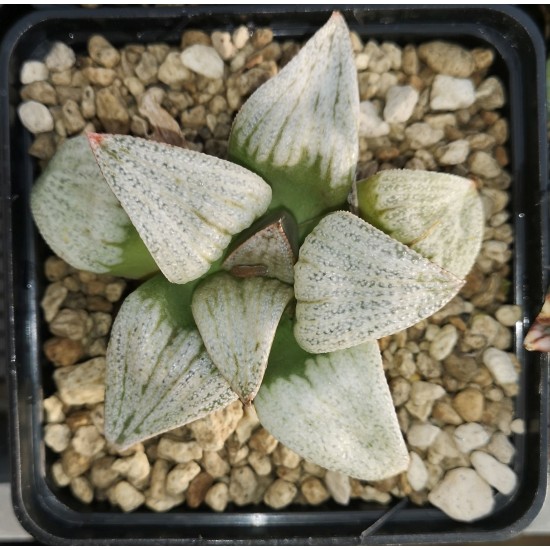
[418,41,475,77]
[428,468,494,522]
[453,422,491,454]
[264,479,297,510]
[471,450,517,495]
[430,75,475,110]
[181,45,224,79]
[114,481,145,512]
[324,471,351,505]
[407,422,441,450]
[407,451,428,492]
[20,60,49,84]
[45,42,76,72]
[18,101,54,133]
[359,101,390,138]
[301,477,330,505]
[205,482,229,512]
[482,348,518,385]
[383,85,419,123]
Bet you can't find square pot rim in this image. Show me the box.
[1,4,548,545]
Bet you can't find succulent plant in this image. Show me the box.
[31,13,483,482]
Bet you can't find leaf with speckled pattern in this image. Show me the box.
[294,211,463,353]
[192,273,293,404]
[105,274,237,449]
[256,316,409,481]
[357,169,484,279]
[222,210,298,284]
[228,12,359,230]
[31,136,157,278]
[89,134,272,284]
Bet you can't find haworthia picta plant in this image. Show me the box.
[294,211,463,353]
[88,133,272,284]
[255,316,409,481]
[228,12,359,230]
[192,272,294,404]
[30,135,157,278]
[105,274,238,449]
[357,169,484,279]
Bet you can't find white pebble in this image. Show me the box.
[430,75,475,110]
[355,53,370,71]
[17,101,54,133]
[482,347,518,385]
[45,41,76,72]
[495,305,522,327]
[405,122,444,150]
[20,60,49,84]
[114,480,145,512]
[409,381,446,405]
[324,470,351,505]
[429,324,458,360]
[436,139,470,165]
[453,422,491,454]
[359,101,390,138]
[383,85,419,123]
[181,45,224,79]
[469,151,502,179]
[428,468,494,522]
[44,423,71,453]
[407,422,441,450]
[232,26,250,50]
[510,418,525,434]
[407,451,428,492]
[487,432,516,464]
[471,451,517,495]
[211,31,236,60]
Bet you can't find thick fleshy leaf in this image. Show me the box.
[255,316,409,481]
[222,210,298,284]
[228,12,359,229]
[294,211,463,353]
[357,169,484,279]
[105,275,237,449]
[192,273,293,404]
[30,135,157,278]
[89,133,272,284]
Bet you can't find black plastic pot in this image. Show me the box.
[1,5,548,545]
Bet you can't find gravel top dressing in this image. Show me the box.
[19,19,522,523]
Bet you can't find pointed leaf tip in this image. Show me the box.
[192,273,293,402]
[90,134,272,284]
[294,211,463,353]
[105,275,237,449]
[256,322,409,481]
[228,13,359,225]
[357,169,484,279]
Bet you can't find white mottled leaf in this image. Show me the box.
[229,12,359,225]
[105,275,237,449]
[222,211,298,284]
[89,133,272,284]
[192,273,293,404]
[255,318,409,481]
[357,169,484,279]
[294,211,463,353]
[30,135,157,278]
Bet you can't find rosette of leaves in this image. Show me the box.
[31,13,483,482]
